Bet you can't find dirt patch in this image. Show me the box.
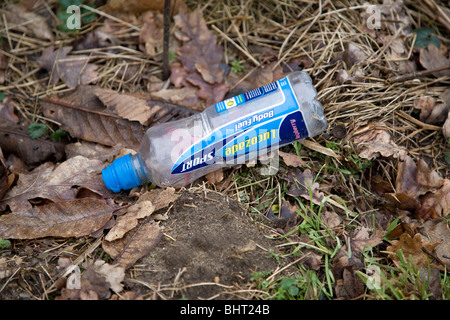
[128,190,281,299]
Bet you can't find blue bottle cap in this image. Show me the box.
[102,154,142,192]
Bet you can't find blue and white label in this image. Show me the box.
[171,76,308,174]
[214,82,279,113]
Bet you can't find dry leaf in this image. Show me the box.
[396,156,443,199]
[41,86,145,150]
[0,147,15,201]
[0,120,65,167]
[350,227,384,253]
[423,218,450,269]
[174,9,225,85]
[383,36,416,74]
[0,199,117,239]
[57,260,125,300]
[279,150,306,167]
[416,179,450,220]
[150,87,203,110]
[94,87,196,126]
[386,233,440,269]
[414,95,449,125]
[444,111,450,139]
[285,169,324,205]
[351,122,407,160]
[102,220,162,268]
[320,210,342,229]
[2,156,113,213]
[206,169,224,184]
[419,44,450,78]
[3,4,54,42]
[87,260,125,293]
[37,46,98,88]
[139,187,180,212]
[139,11,164,57]
[343,42,369,67]
[105,201,155,242]
[0,97,18,124]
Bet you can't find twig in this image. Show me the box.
[162,0,171,81]
[388,66,450,83]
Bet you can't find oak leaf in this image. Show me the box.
[386,233,440,269]
[419,44,450,78]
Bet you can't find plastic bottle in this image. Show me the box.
[102,71,327,192]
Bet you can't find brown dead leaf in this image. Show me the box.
[414,95,449,125]
[0,147,15,201]
[94,88,155,126]
[185,73,229,106]
[138,187,180,212]
[105,201,155,242]
[0,120,65,166]
[206,169,224,185]
[0,52,7,84]
[37,46,98,88]
[285,169,324,205]
[65,142,121,163]
[383,36,417,75]
[320,210,342,229]
[139,11,164,57]
[102,220,162,268]
[2,156,114,213]
[416,179,450,220]
[57,260,125,300]
[103,188,178,260]
[174,9,225,85]
[386,233,440,269]
[150,87,204,110]
[86,260,125,293]
[0,198,117,240]
[3,4,54,42]
[396,156,443,199]
[343,42,369,67]
[419,44,450,78]
[351,122,408,160]
[350,227,384,254]
[444,111,450,139]
[423,218,450,269]
[279,150,306,167]
[0,97,18,124]
[41,86,145,150]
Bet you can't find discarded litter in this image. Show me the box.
[102,71,327,191]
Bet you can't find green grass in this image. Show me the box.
[237,147,447,300]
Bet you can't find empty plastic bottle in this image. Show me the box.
[102,71,327,192]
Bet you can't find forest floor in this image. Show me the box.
[0,0,449,300]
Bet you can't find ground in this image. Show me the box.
[0,0,449,301]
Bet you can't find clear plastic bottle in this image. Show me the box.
[102,71,327,192]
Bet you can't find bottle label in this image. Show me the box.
[214,82,279,113]
[171,77,309,175]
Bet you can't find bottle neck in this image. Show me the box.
[130,153,149,184]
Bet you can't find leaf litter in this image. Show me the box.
[0,0,449,300]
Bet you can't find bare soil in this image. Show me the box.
[128,190,281,300]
